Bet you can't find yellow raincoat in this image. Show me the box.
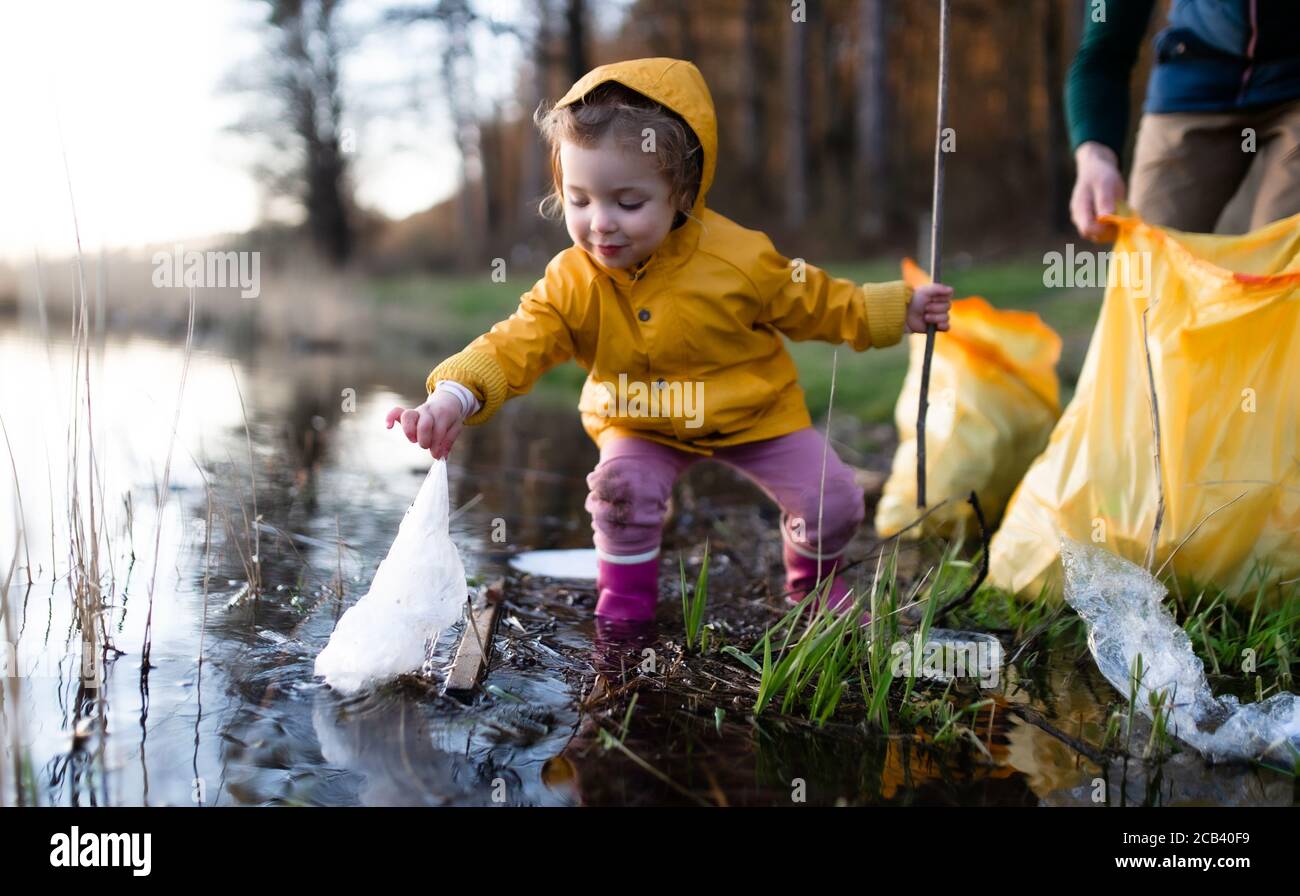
[426,57,912,457]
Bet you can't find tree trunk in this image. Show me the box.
[784,13,808,232]
[277,0,354,265]
[565,0,588,83]
[855,0,890,244]
[442,11,487,263]
[675,0,694,60]
[517,0,551,242]
[1043,0,1073,233]
[739,0,767,204]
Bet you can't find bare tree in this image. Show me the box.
[784,10,808,232]
[672,0,694,60]
[386,0,521,259]
[233,0,356,265]
[1043,0,1075,233]
[739,0,768,206]
[565,0,589,83]
[517,0,554,243]
[855,0,890,243]
[441,1,488,255]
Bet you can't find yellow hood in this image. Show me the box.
[555,57,717,212]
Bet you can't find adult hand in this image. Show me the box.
[1070,141,1126,243]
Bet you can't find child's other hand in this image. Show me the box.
[385,391,464,460]
[906,283,953,334]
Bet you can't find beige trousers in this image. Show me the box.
[1129,99,1300,233]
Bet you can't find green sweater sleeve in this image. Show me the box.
[1065,0,1158,158]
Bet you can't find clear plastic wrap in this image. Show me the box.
[1062,538,1299,764]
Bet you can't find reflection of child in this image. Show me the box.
[387,58,951,625]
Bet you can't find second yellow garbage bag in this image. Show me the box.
[875,260,1062,538]
[990,212,1300,601]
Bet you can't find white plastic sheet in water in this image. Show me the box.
[508,549,598,580]
[1062,539,1300,764]
[315,461,468,695]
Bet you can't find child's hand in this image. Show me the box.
[906,283,953,334]
[385,391,464,460]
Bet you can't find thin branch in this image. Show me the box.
[141,288,196,672]
[916,0,951,508]
[1005,703,1107,767]
[1140,304,1165,570]
[1155,490,1250,580]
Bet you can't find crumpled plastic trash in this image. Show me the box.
[315,461,468,695]
[1062,538,1300,764]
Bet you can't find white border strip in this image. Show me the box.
[595,546,661,564]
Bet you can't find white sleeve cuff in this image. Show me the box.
[435,380,482,420]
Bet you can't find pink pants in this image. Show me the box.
[584,427,865,563]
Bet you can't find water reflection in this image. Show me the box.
[0,321,594,806]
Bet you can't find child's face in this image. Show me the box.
[560,134,678,270]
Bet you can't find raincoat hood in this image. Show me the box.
[555,57,718,213]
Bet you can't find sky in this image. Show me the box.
[0,0,551,263]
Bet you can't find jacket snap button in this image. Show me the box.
[638,308,651,321]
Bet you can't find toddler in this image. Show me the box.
[387,58,951,624]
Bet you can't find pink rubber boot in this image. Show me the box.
[594,556,660,623]
[783,543,870,624]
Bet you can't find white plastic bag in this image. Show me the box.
[315,461,469,695]
[1062,539,1299,764]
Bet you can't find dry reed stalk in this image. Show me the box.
[141,288,197,672]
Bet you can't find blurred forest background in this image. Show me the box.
[230,0,1149,273]
[0,0,1159,408]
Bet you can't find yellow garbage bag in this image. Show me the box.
[875,259,1062,537]
[990,212,1300,600]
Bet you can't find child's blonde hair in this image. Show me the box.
[533,81,704,224]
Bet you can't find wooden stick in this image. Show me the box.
[1140,306,1165,571]
[1006,703,1108,767]
[1154,489,1249,579]
[444,577,505,700]
[916,0,951,508]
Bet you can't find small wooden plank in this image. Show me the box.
[444,578,505,700]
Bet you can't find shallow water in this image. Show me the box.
[1,321,1294,806]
